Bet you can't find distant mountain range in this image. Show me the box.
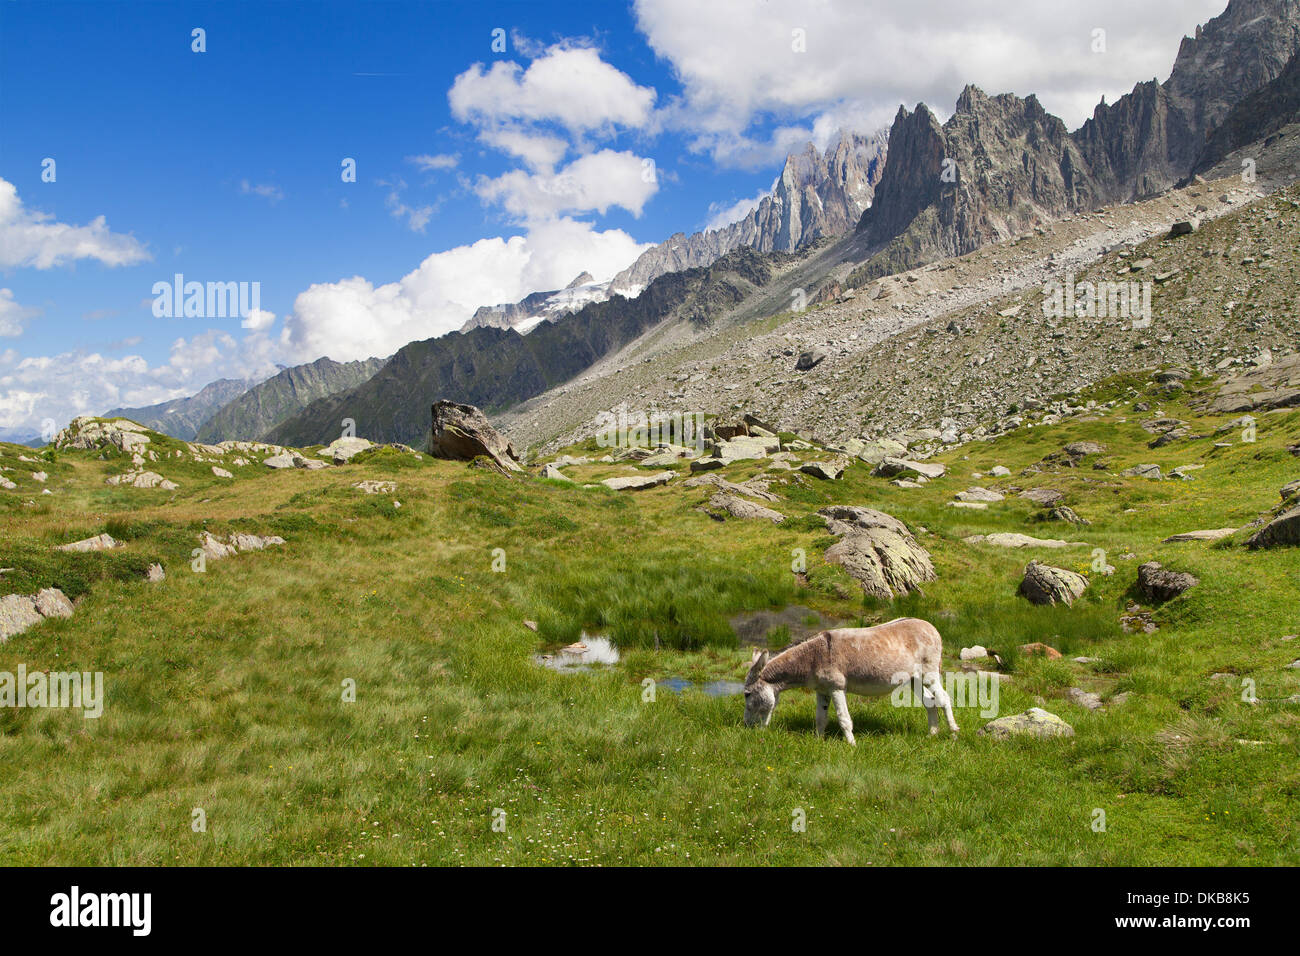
[105,377,259,441]
[194,355,388,443]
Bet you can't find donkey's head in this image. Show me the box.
[742,649,777,727]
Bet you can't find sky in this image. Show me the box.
[0,0,1227,440]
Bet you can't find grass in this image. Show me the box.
[0,377,1297,865]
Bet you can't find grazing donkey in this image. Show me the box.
[742,618,958,744]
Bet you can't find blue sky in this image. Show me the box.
[0,0,1225,437]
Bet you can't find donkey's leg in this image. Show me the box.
[815,692,830,739]
[922,671,959,735]
[919,675,940,735]
[831,689,855,746]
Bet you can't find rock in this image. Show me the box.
[211,466,233,478]
[1168,219,1197,236]
[0,594,43,642]
[1247,506,1300,549]
[32,471,47,483]
[601,471,674,491]
[34,588,73,618]
[1209,351,1300,414]
[1019,488,1065,507]
[53,416,152,452]
[959,645,988,660]
[146,563,166,583]
[1018,642,1062,659]
[1121,464,1163,479]
[229,533,285,552]
[989,465,1011,477]
[196,532,237,562]
[55,533,120,553]
[800,460,846,480]
[1062,441,1106,458]
[1162,528,1237,543]
[795,349,827,371]
[818,506,936,600]
[106,471,179,490]
[1281,479,1300,503]
[856,439,907,465]
[966,533,1081,549]
[1065,688,1103,710]
[1019,560,1088,606]
[523,620,538,632]
[948,501,987,510]
[1048,505,1088,525]
[1136,562,1199,602]
[874,457,946,480]
[353,480,397,495]
[955,487,1003,503]
[703,492,785,524]
[0,477,15,490]
[979,708,1074,739]
[683,474,779,501]
[429,400,522,472]
[322,436,374,463]
[537,463,572,482]
[263,453,296,469]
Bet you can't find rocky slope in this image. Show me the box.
[105,377,256,441]
[195,355,387,443]
[264,248,788,448]
[498,170,1298,455]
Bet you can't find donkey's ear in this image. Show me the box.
[751,648,764,664]
[756,650,770,668]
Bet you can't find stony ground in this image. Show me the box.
[499,171,1298,459]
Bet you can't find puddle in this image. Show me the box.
[657,678,745,697]
[729,605,848,648]
[533,633,620,673]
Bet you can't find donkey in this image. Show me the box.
[742,617,958,744]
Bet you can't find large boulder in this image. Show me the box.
[817,506,936,600]
[322,436,374,463]
[601,472,673,491]
[1018,560,1088,606]
[0,587,73,642]
[979,708,1075,740]
[54,416,152,452]
[874,457,946,480]
[429,401,522,472]
[1247,506,1300,549]
[55,533,120,553]
[703,492,785,524]
[1136,562,1199,602]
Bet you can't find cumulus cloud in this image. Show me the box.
[0,328,282,438]
[281,217,650,363]
[704,185,774,232]
[633,0,1226,166]
[475,150,659,221]
[449,44,656,139]
[0,177,151,269]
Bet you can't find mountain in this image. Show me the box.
[851,0,1300,281]
[459,273,612,334]
[195,355,388,443]
[1192,44,1300,175]
[264,247,785,448]
[1076,0,1300,203]
[608,129,888,295]
[104,377,256,441]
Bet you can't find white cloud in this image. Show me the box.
[240,179,284,203]
[0,289,40,337]
[475,150,659,221]
[241,308,276,331]
[0,177,151,269]
[633,0,1227,166]
[406,153,460,172]
[478,129,570,171]
[449,45,656,139]
[0,328,282,438]
[281,217,650,363]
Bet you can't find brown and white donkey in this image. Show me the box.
[742,617,958,744]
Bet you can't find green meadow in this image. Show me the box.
[0,372,1297,865]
